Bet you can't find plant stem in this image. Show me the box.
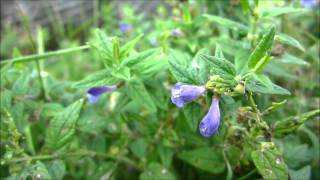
[7,150,141,170]
[16,2,47,100]
[248,92,261,122]
[237,168,257,180]
[0,45,90,65]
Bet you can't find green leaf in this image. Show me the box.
[48,160,66,180]
[112,37,120,63]
[275,34,305,51]
[122,48,160,67]
[235,49,250,75]
[0,90,12,110]
[120,34,144,59]
[252,55,272,73]
[46,99,84,150]
[111,66,131,80]
[12,70,31,96]
[125,49,167,77]
[129,139,146,159]
[73,69,119,88]
[289,166,311,180]
[240,0,250,14]
[92,29,113,66]
[251,142,289,180]
[178,147,225,174]
[203,14,249,32]
[183,102,201,132]
[273,109,320,138]
[261,7,306,17]
[140,163,176,180]
[157,144,174,168]
[275,53,309,66]
[126,78,157,112]
[248,27,276,69]
[245,74,290,95]
[214,44,225,59]
[199,54,236,80]
[32,161,52,180]
[168,50,198,84]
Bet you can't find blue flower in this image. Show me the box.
[171,28,184,37]
[199,96,220,137]
[87,85,117,104]
[171,83,206,108]
[300,0,318,8]
[150,37,157,46]
[119,23,132,33]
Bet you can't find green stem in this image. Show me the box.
[8,150,141,170]
[0,45,90,65]
[16,2,47,100]
[248,92,261,122]
[222,147,233,180]
[237,168,257,180]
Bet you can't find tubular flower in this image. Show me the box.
[119,23,133,33]
[199,96,220,137]
[87,85,117,104]
[171,28,184,37]
[171,83,206,108]
[300,0,318,8]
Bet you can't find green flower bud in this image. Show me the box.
[234,84,245,94]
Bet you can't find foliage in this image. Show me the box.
[0,0,319,179]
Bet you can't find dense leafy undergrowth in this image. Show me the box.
[0,0,319,179]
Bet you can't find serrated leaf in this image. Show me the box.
[127,49,167,77]
[273,109,320,138]
[178,147,225,174]
[248,27,275,69]
[33,161,52,180]
[235,49,250,75]
[199,54,236,80]
[245,74,290,95]
[168,50,198,84]
[214,44,225,59]
[183,102,201,132]
[93,29,113,67]
[275,34,305,51]
[126,78,157,112]
[48,160,66,180]
[111,66,131,80]
[120,34,144,59]
[261,7,305,17]
[46,99,84,150]
[275,53,309,66]
[129,139,146,159]
[140,163,176,180]
[12,70,31,96]
[252,142,289,180]
[73,69,119,88]
[122,48,160,67]
[289,166,311,180]
[0,90,12,110]
[203,14,249,32]
[157,144,174,168]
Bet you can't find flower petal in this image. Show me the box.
[199,96,220,137]
[87,85,117,104]
[171,83,206,108]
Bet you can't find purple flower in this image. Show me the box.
[300,0,318,8]
[87,85,117,104]
[199,96,220,137]
[150,37,157,46]
[171,83,206,108]
[171,28,184,37]
[119,23,132,33]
